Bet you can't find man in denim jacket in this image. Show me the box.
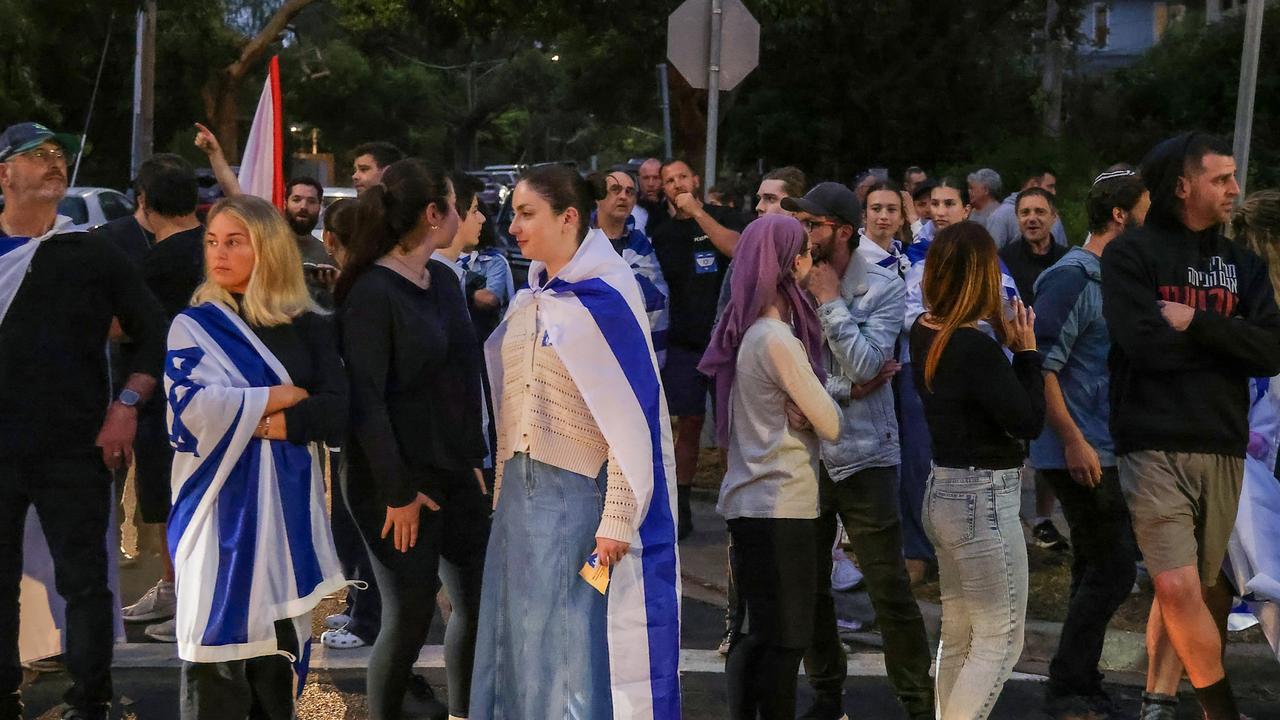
[1033,169,1148,719]
[784,183,934,720]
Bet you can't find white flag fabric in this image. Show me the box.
[165,301,346,669]
[1228,376,1280,662]
[0,216,73,326]
[237,56,283,206]
[485,228,682,718]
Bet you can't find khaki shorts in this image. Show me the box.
[1117,450,1243,585]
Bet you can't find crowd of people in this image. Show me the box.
[1,115,1277,720]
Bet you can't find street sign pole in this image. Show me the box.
[1233,0,1265,199]
[658,63,674,160]
[703,0,723,193]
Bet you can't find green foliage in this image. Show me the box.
[1068,8,1280,192]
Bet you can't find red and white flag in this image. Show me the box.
[237,55,284,208]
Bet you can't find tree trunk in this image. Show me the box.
[1040,0,1067,138]
[668,70,707,174]
[200,0,318,163]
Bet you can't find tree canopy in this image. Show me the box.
[3,0,1274,240]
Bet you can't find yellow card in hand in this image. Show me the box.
[580,553,610,595]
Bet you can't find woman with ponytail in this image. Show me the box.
[337,159,490,719]
[907,221,1043,720]
[698,213,840,719]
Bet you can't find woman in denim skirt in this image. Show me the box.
[907,221,1045,719]
[470,166,682,719]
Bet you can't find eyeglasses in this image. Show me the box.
[801,219,837,233]
[20,147,67,163]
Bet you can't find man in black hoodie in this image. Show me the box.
[1102,133,1280,720]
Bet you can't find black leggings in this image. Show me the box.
[344,454,490,719]
[726,517,817,720]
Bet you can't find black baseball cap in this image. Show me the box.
[781,181,861,228]
[0,122,80,163]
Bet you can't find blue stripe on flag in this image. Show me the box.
[271,441,324,597]
[547,277,682,718]
[202,438,262,646]
[168,404,243,557]
[0,237,29,257]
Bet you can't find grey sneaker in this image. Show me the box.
[122,579,176,623]
[143,616,177,643]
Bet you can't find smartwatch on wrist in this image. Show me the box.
[117,388,142,408]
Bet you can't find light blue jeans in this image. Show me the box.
[470,453,613,719]
[923,466,1028,720]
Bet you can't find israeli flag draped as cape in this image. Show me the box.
[165,301,346,667]
[484,228,682,719]
[1228,376,1280,662]
[0,216,73,326]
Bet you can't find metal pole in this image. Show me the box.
[129,1,156,180]
[703,0,723,194]
[1233,0,1265,198]
[72,11,114,187]
[657,63,674,160]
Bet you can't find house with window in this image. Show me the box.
[1076,1,1189,71]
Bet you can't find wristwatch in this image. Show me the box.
[117,388,142,408]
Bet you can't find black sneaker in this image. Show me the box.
[1139,692,1177,720]
[404,673,448,719]
[1032,519,1071,552]
[797,695,849,720]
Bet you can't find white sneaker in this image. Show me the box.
[122,580,176,623]
[321,627,368,650]
[144,616,177,643]
[831,549,863,592]
[323,613,351,630]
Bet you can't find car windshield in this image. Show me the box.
[57,196,88,225]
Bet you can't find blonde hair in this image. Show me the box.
[1232,190,1280,307]
[191,195,319,326]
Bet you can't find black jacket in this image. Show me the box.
[1101,219,1280,456]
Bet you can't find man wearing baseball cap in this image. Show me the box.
[0,121,165,720]
[784,183,934,720]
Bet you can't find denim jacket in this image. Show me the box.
[1028,247,1114,468]
[817,251,907,480]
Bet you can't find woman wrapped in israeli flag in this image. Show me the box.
[165,195,349,719]
[470,165,682,719]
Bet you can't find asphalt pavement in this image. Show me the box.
[18,489,1278,719]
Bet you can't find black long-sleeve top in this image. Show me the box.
[909,322,1045,469]
[0,229,166,458]
[1101,220,1280,456]
[229,297,348,448]
[340,261,486,508]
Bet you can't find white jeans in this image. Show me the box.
[924,465,1029,720]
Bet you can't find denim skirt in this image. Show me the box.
[469,453,613,719]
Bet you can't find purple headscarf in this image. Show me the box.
[698,213,827,447]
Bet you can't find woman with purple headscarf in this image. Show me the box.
[698,213,840,719]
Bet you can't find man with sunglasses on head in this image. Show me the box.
[0,122,166,720]
[784,182,934,720]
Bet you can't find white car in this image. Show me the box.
[58,187,135,232]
